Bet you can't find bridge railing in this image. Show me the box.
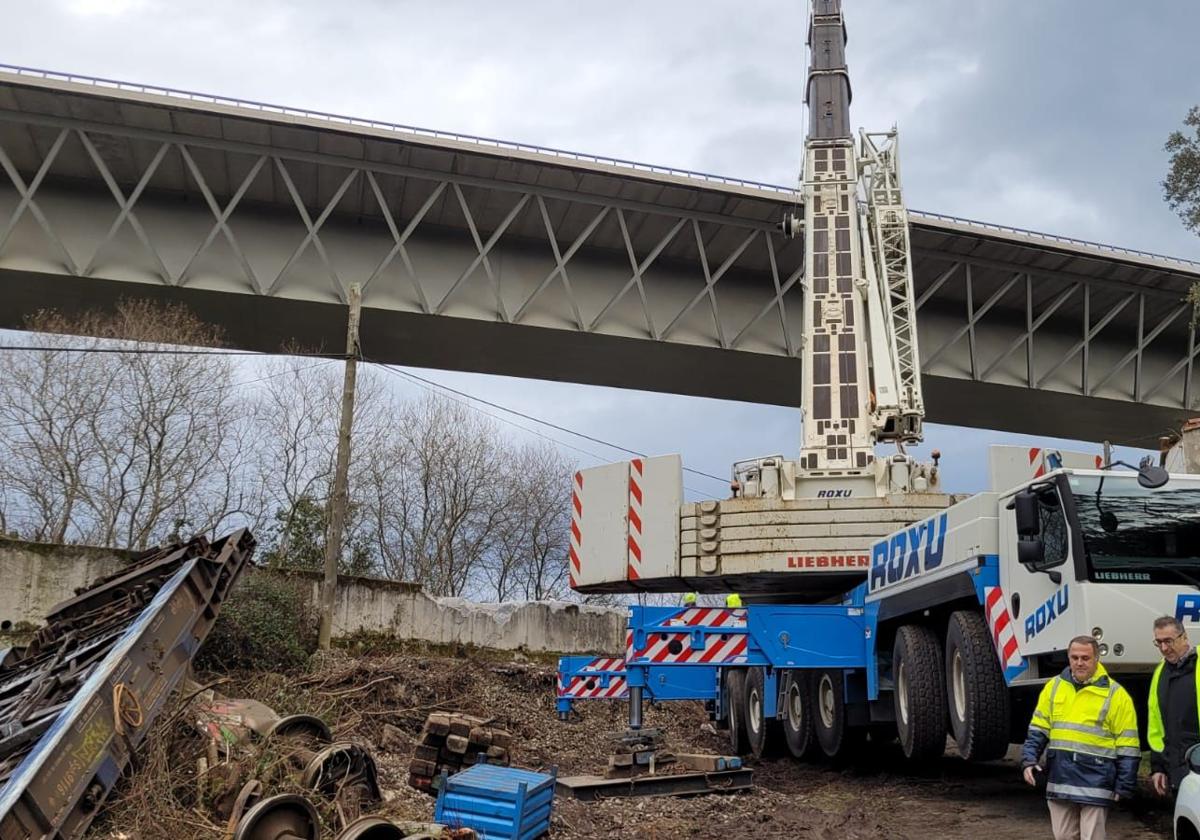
[2,63,1198,273]
[0,62,797,196]
[909,209,1200,272]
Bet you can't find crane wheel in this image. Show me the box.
[743,667,784,759]
[723,668,750,756]
[781,671,817,760]
[893,624,948,761]
[810,668,862,760]
[946,610,1010,761]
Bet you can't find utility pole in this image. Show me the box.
[319,283,362,650]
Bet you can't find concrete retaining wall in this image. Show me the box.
[0,538,625,653]
[0,539,131,630]
[321,573,623,653]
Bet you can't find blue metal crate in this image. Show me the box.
[434,763,556,840]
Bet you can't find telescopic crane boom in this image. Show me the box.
[785,0,927,488]
[567,0,947,600]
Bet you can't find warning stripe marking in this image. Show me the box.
[569,471,583,589]
[631,622,749,664]
[557,654,629,699]
[984,585,1026,675]
[665,608,747,629]
[627,458,644,581]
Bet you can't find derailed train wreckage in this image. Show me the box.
[0,534,469,840]
[0,531,256,839]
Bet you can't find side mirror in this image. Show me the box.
[1106,457,1170,489]
[1188,743,1200,775]
[1011,490,1041,537]
[1137,462,1170,490]
[1017,538,1045,568]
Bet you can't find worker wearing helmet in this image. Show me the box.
[725,593,743,608]
[682,592,698,607]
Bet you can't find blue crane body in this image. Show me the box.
[559,467,1200,761]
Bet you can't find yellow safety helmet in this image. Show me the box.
[725,593,743,608]
[682,592,698,606]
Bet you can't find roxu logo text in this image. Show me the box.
[1176,593,1200,623]
[869,513,948,592]
[1024,586,1069,641]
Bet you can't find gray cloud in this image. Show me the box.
[0,0,1184,489]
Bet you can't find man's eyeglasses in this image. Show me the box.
[1153,635,1184,648]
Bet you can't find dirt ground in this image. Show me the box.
[96,646,1176,840]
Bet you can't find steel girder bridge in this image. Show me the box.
[0,66,1198,446]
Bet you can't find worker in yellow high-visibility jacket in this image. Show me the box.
[1148,615,1200,798]
[681,592,698,607]
[725,593,743,608]
[1021,635,1140,840]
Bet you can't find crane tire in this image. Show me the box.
[810,668,861,759]
[893,624,948,761]
[724,668,750,756]
[743,667,784,759]
[781,671,817,759]
[946,610,1011,761]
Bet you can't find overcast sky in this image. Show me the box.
[2,0,1198,494]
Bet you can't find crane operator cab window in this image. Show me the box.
[1067,474,1200,585]
[1011,471,1200,585]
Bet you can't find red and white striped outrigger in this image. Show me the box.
[555,655,629,701]
[555,606,752,718]
[627,607,750,665]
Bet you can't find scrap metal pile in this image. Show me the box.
[187,688,476,840]
[0,530,256,840]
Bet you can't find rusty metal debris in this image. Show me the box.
[190,687,383,833]
[0,530,256,840]
[187,689,332,751]
[230,792,320,840]
[187,685,479,837]
[333,815,476,840]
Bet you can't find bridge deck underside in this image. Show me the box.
[0,73,1197,446]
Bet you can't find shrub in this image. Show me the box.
[198,569,317,672]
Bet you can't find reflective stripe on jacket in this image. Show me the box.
[1147,655,1200,751]
[1020,663,1140,806]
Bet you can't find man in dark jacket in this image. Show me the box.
[1022,636,1140,840]
[1149,615,1200,797]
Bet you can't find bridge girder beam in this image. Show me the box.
[0,91,1197,448]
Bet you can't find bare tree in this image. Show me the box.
[361,394,513,596]
[0,301,255,547]
[1,302,586,601]
[486,443,573,601]
[251,354,388,574]
[355,391,578,600]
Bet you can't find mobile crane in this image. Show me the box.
[557,1,1200,763]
